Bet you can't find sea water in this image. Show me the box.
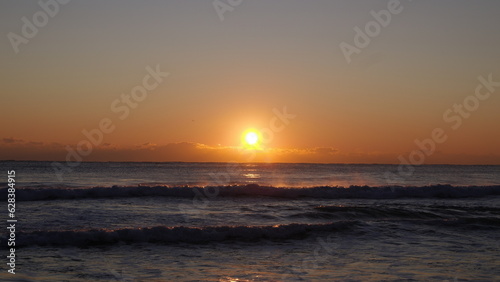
[0,161,499,281]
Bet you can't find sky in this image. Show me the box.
[1,0,499,164]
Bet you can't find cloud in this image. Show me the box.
[2,137,24,144]
[0,138,499,164]
[310,147,339,155]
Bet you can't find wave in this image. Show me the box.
[300,205,444,220]
[282,203,500,223]
[2,184,500,201]
[294,205,500,223]
[7,216,500,248]
[5,221,357,247]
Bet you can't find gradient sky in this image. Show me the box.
[1,0,500,163]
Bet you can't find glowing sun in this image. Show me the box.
[245,132,259,145]
[242,129,261,148]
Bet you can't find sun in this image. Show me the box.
[242,129,261,148]
[245,132,259,145]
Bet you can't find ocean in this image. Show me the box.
[1,161,499,281]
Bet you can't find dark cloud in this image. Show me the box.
[2,137,24,144]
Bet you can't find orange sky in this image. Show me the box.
[1,1,500,164]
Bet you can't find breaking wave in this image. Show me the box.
[2,184,500,201]
[7,221,357,247]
